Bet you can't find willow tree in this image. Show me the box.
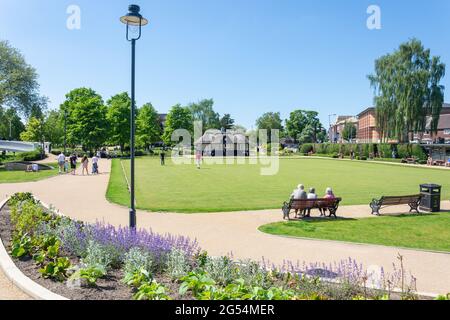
[368,39,445,142]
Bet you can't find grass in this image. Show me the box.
[0,163,58,183]
[259,212,450,252]
[106,157,450,213]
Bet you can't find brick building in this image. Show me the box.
[356,107,380,143]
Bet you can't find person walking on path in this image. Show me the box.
[81,155,89,176]
[57,152,66,174]
[69,154,77,175]
[92,154,100,174]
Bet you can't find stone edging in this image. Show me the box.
[0,197,68,300]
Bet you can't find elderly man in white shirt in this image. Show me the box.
[291,184,307,218]
[57,152,66,174]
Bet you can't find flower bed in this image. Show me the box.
[0,193,432,300]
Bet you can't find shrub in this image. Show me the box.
[300,144,314,154]
[39,257,72,282]
[82,240,115,270]
[202,256,235,286]
[123,247,154,277]
[70,264,107,287]
[165,248,191,279]
[134,280,171,300]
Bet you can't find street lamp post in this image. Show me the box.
[64,109,67,155]
[121,5,148,229]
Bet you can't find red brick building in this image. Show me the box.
[356,107,380,143]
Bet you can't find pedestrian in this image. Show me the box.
[64,160,69,173]
[195,150,202,169]
[92,154,100,174]
[57,152,66,174]
[81,155,89,176]
[160,150,165,166]
[70,154,77,175]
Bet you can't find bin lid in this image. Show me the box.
[420,184,441,188]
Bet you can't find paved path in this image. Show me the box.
[1,159,449,296]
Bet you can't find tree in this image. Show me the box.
[256,112,284,143]
[341,122,357,142]
[0,107,25,140]
[162,105,193,146]
[368,39,446,142]
[20,117,44,142]
[188,99,220,131]
[106,92,131,153]
[220,114,235,130]
[0,40,41,117]
[285,110,325,143]
[136,103,162,150]
[61,88,108,151]
[43,110,64,146]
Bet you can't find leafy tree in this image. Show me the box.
[256,112,284,143]
[232,124,247,133]
[136,103,162,150]
[60,88,108,151]
[162,104,193,146]
[0,40,40,117]
[0,107,25,140]
[220,114,235,130]
[20,117,44,142]
[368,39,446,142]
[43,110,64,146]
[106,92,131,153]
[188,99,220,131]
[341,122,357,142]
[285,110,325,143]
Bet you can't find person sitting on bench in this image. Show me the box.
[305,187,318,217]
[320,187,336,216]
[291,184,307,218]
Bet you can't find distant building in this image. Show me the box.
[417,105,450,144]
[195,131,250,157]
[329,116,358,143]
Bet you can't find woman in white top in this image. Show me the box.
[305,188,317,217]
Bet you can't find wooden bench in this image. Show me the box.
[370,195,422,216]
[282,198,342,220]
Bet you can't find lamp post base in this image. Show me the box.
[129,209,136,229]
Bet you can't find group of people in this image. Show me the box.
[290,184,336,218]
[57,152,100,176]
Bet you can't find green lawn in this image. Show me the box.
[0,163,58,183]
[259,213,450,252]
[106,157,450,213]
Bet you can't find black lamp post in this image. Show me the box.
[120,5,148,229]
[64,108,67,155]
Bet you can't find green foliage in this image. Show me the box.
[123,247,154,278]
[0,40,40,116]
[10,233,33,258]
[0,107,25,140]
[220,114,235,130]
[188,99,220,132]
[60,88,108,151]
[123,268,152,288]
[435,294,450,300]
[20,117,45,142]
[82,240,116,270]
[165,248,191,279]
[10,199,48,238]
[70,264,107,287]
[136,103,162,150]
[256,112,284,142]
[106,92,131,152]
[163,104,193,145]
[369,39,445,142]
[39,257,71,282]
[341,122,357,142]
[300,143,314,154]
[286,110,326,143]
[179,271,216,297]
[43,110,64,146]
[133,280,171,300]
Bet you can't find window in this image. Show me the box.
[444,129,450,135]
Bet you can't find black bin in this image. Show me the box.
[419,184,441,212]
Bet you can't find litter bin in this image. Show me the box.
[419,184,441,212]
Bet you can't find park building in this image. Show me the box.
[195,130,250,157]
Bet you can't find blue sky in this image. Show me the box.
[1,0,449,129]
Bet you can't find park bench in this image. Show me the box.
[369,195,422,216]
[282,198,342,220]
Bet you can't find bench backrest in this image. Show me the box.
[291,198,341,210]
[379,195,421,206]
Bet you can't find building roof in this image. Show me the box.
[195,131,249,145]
[357,107,375,118]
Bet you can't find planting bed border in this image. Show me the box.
[0,197,68,300]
